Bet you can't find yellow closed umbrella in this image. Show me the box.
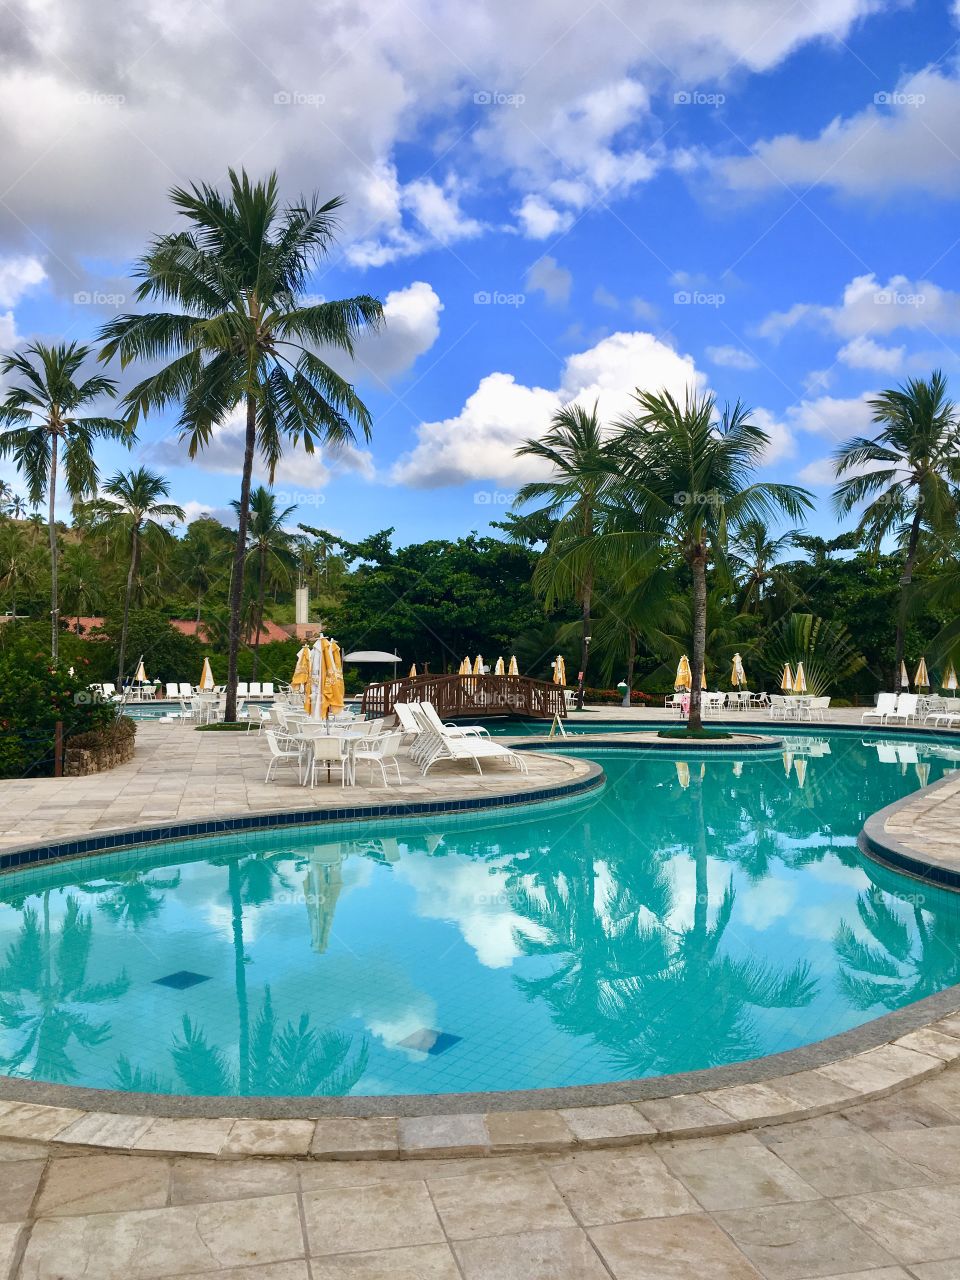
[134,658,148,684]
[731,653,746,687]
[494,656,505,675]
[944,661,958,692]
[321,637,345,719]
[473,654,483,675]
[199,657,214,691]
[291,643,312,713]
[915,657,929,689]
[794,662,807,694]
[701,666,707,690]
[459,656,470,675]
[553,655,566,686]
[508,655,519,676]
[781,663,794,693]
[675,656,692,691]
[408,663,417,679]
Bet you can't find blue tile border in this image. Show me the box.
[0,760,605,873]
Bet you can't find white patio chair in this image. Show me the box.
[664,693,685,716]
[352,731,404,787]
[886,693,919,725]
[264,729,303,783]
[768,695,788,719]
[303,735,349,787]
[862,693,897,724]
[806,696,830,721]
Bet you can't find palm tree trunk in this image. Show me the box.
[623,631,636,708]
[688,552,707,732]
[894,506,923,688]
[226,395,256,722]
[48,433,59,662]
[117,525,139,685]
[252,543,266,681]
[575,570,593,712]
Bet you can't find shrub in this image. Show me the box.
[0,654,115,778]
[580,687,654,706]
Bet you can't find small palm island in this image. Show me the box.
[0,23,959,1272]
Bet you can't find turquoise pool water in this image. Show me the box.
[1,729,958,1098]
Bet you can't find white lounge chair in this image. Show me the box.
[418,701,490,739]
[261,682,275,698]
[248,681,261,696]
[237,682,249,697]
[165,682,179,699]
[178,682,192,697]
[412,705,527,776]
[862,693,897,724]
[886,693,919,725]
[928,711,960,730]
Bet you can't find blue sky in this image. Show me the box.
[1,0,959,544]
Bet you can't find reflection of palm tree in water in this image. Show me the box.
[0,893,129,1082]
[117,985,368,1096]
[513,773,816,1076]
[835,889,960,1010]
[79,869,182,929]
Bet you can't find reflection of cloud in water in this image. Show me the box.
[661,854,730,934]
[739,876,796,930]
[807,855,871,891]
[395,853,546,968]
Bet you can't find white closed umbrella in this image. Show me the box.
[310,638,325,720]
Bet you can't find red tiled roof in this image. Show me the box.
[67,617,295,644]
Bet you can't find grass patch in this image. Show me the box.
[195,722,253,732]
[656,728,734,740]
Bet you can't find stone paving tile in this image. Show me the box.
[0,1224,24,1280]
[484,1108,576,1152]
[558,1104,656,1145]
[657,1132,819,1211]
[311,1244,461,1279]
[837,1182,960,1265]
[426,1167,576,1239]
[454,1227,610,1280]
[843,1092,958,1132]
[590,1213,763,1279]
[911,1263,960,1279]
[870,1124,960,1179]
[758,1126,931,1197]
[547,1149,698,1225]
[170,1157,300,1205]
[311,1117,398,1160]
[397,1112,489,1157]
[134,1115,234,1155]
[19,1192,305,1278]
[33,1154,171,1217]
[302,1182,445,1257]
[714,1199,896,1279]
[222,1118,315,1157]
[53,1111,156,1151]
[0,1160,43,1221]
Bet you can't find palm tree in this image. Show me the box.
[96,467,184,684]
[231,486,295,679]
[0,343,129,660]
[515,403,618,708]
[833,371,960,686]
[98,169,383,720]
[5,494,28,519]
[613,389,812,730]
[729,517,799,615]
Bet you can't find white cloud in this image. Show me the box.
[390,328,704,488]
[796,456,839,486]
[593,285,620,309]
[722,65,960,197]
[516,196,574,240]
[784,392,876,442]
[0,255,44,308]
[750,407,795,464]
[758,273,960,342]
[525,256,572,305]
[0,312,18,351]
[352,281,443,379]
[705,344,759,370]
[837,334,905,373]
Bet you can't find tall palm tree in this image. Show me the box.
[97,467,184,684]
[729,517,799,615]
[231,486,295,679]
[98,169,383,720]
[833,371,960,686]
[515,403,618,708]
[0,343,129,660]
[613,388,812,730]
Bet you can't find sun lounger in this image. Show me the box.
[862,693,897,724]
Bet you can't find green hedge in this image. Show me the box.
[0,654,114,778]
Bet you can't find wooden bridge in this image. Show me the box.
[361,672,566,721]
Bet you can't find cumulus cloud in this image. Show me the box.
[705,344,759,370]
[758,273,960,341]
[525,256,572,305]
[0,255,45,308]
[836,334,905,373]
[0,0,894,271]
[784,392,876,442]
[351,282,443,380]
[390,328,705,488]
[722,64,960,197]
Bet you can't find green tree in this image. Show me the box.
[96,468,184,683]
[613,389,812,729]
[0,343,129,660]
[515,403,619,708]
[98,168,383,720]
[729,517,799,615]
[231,487,295,678]
[833,371,960,686]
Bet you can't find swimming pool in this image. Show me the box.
[0,728,957,1099]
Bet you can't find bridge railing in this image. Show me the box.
[361,672,566,721]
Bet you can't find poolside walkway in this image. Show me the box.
[6,1064,960,1277]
